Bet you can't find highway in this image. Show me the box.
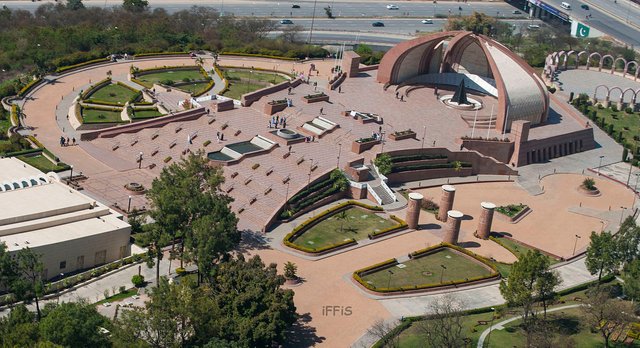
[2,0,639,47]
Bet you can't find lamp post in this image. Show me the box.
[336,143,342,169]
[421,125,427,149]
[633,173,640,209]
[626,153,634,186]
[600,220,605,232]
[486,307,496,347]
[439,264,447,284]
[307,159,314,187]
[308,0,318,44]
[572,234,581,255]
[387,269,394,289]
[138,152,143,169]
[620,206,627,225]
[127,195,132,213]
[597,155,604,175]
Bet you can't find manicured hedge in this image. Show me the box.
[4,148,43,157]
[192,79,216,97]
[80,77,112,100]
[354,243,499,293]
[283,200,383,254]
[134,51,189,58]
[368,215,408,238]
[55,57,110,73]
[221,52,298,61]
[10,104,19,127]
[17,78,44,97]
[389,153,448,163]
[391,161,472,173]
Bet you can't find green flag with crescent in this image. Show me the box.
[576,22,590,37]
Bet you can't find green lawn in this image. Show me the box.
[86,83,138,104]
[174,81,212,95]
[82,107,124,123]
[17,155,69,172]
[492,235,560,265]
[136,68,207,88]
[291,207,398,250]
[223,69,288,84]
[131,109,164,119]
[360,248,494,290]
[489,307,640,348]
[222,81,267,100]
[95,289,139,305]
[496,203,527,217]
[588,105,640,148]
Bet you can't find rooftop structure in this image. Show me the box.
[0,157,131,280]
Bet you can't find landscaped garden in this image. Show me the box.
[489,233,561,272]
[86,83,140,105]
[354,244,498,293]
[17,154,70,172]
[279,169,349,220]
[130,108,164,119]
[131,66,214,96]
[289,206,398,250]
[495,203,528,217]
[221,68,290,100]
[81,106,124,123]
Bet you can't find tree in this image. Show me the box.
[283,261,298,280]
[65,0,85,11]
[39,302,110,348]
[499,250,555,331]
[330,169,348,192]
[614,216,640,267]
[367,319,400,348]
[147,153,238,283]
[336,210,349,233]
[0,242,17,291]
[12,247,44,320]
[581,286,636,348]
[585,231,619,284]
[622,258,640,301]
[280,25,304,43]
[122,0,148,12]
[0,304,39,347]
[374,153,392,176]
[417,295,467,348]
[535,270,561,318]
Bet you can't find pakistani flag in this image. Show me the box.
[575,22,590,37]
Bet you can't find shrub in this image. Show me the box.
[175,267,186,275]
[611,105,618,112]
[131,274,145,287]
[374,153,392,175]
[421,198,439,212]
[284,261,298,279]
[597,104,604,109]
[582,178,596,191]
[119,286,126,294]
[625,107,634,114]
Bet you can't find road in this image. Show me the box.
[3,0,639,47]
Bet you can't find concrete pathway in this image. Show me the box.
[476,304,582,348]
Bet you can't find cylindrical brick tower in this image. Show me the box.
[476,202,496,240]
[406,192,423,230]
[443,210,463,244]
[437,185,456,222]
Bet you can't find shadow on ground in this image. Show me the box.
[284,312,325,347]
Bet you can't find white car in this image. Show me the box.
[386,4,399,10]
[527,24,541,30]
[421,19,433,24]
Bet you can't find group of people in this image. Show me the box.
[59,136,76,147]
[304,135,315,143]
[268,115,287,129]
[394,91,405,102]
[371,132,382,141]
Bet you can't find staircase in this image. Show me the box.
[370,184,395,205]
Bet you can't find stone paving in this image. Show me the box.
[555,69,640,100]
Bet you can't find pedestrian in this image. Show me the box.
[434,86,438,96]
[320,107,324,115]
[288,87,292,95]
[66,137,70,146]
[283,120,287,128]
[400,95,404,102]
[217,133,221,143]
[288,145,292,153]
[432,140,436,147]
[338,86,342,93]
[220,133,224,141]
[395,92,399,99]
[188,134,192,145]
[311,135,315,142]
[60,136,64,147]
[72,137,76,145]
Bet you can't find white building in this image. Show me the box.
[0,157,131,280]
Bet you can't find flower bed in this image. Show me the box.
[389,129,416,141]
[303,92,329,103]
[352,137,381,154]
[264,99,288,115]
[495,203,530,222]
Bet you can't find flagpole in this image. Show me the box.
[487,104,494,139]
[502,105,510,141]
[471,109,478,138]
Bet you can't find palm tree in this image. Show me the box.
[336,210,348,233]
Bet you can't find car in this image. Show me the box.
[292,4,300,8]
[279,19,294,24]
[527,24,541,30]
[421,19,433,24]
[512,10,522,14]
[372,21,385,27]
[386,4,399,10]
[581,4,589,10]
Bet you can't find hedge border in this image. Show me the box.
[221,52,299,61]
[133,51,189,58]
[80,77,112,100]
[9,104,20,127]
[354,243,500,293]
[55,57,110,74]
[368,215,408,239]
[283,200,384,254]
[192,79,216,97]
[17,78,44,97]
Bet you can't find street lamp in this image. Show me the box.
[486,307,496,347]
[387,269,394,289]
[572,234,581,255]
[308,0,318,44]
[633,173,640,209]
[620,206,627,225]
[307,159,314,186]
[336,143,342,169]
[138,152,143,169]
[127,195,132,213]
[439,264,447,284]
[421,125,427,149]
[597,155,605,175]
[600,220,605,232]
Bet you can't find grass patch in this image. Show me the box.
[361,249,494,289]
[17,155,69,172]
[222,81,267,100]
[495,203,527,217]
[136,69,207,88]
[290,207,397,250]
[131,109,164,119]
[86,83,138,104]
[223,69,288,84]
[82,108,124,123]
[174,81,212,94]
[95,289,138,305]
[491,234,560,265]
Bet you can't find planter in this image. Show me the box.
[578,186,601,196]
[496,205,531,223]
[389,130,417,141]
[214,99,234,112]
[352,139,381,154]
[264,100,288,115]
[302,93,329,104]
